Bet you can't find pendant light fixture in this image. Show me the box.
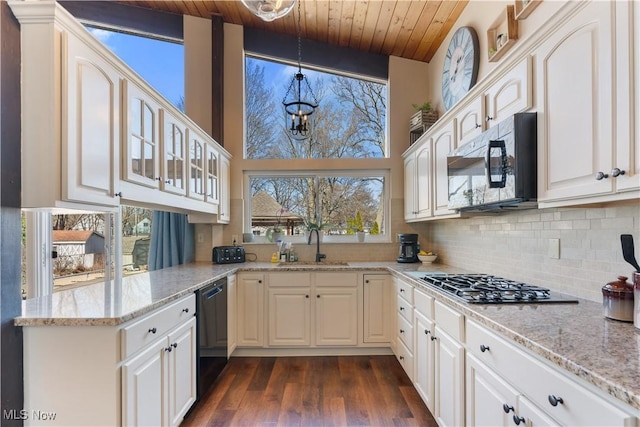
[240,0,296,22]
[282,1,318,140]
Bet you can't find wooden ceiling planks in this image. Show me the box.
[116,0,468,63]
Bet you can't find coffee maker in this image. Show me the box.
[397,234,420,263]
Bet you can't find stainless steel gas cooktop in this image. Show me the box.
[409,273,579,304]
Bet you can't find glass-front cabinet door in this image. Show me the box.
[205,144,219,205]
[161,110,187,196]
[188,130,205,201]
[123,81,160,189]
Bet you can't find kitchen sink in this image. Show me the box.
[277,261,349,267]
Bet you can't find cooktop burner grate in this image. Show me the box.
[417,273,578,304]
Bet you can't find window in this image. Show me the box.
[85,26,185,110]
[244,55,389,242]
[245,56,387,159]
[21,206,153,297]
[245,172,388,243]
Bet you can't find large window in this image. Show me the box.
[245,56,387,159]
[245,172,388,243]
[244,55,389,242]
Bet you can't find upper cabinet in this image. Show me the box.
[10,1,231,218]
[484,57,532,128]
[536,1,639,206]
[63,31,121,207]
[123,81,161,190]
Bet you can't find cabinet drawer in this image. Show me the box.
[414,288,433,319]
[466,319,635,426]
[314,272,357,287]
[397,312,414,353]
[434,300,464,342]
[396,294,412,322]
[396,338,414,381]
[121,294,196,359]
[269,272,311,287]
[395,278,414,304]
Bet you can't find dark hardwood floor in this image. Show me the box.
[182,355,438,427]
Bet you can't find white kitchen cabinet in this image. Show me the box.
[455,95,484,147]
[434,326,465,427]
[161,110,187,196]
[236,273,265,347]
[17,10,122,209]
[123,80,161,190]
[403,120,459,221]
[466,352,520,427]
[123,316,196,427]
[268,287,311,346]
[431,121,458,216]
[315,287,359,346]
[218,155,231,223]
[363,274,392,344]
[267,272,309,347]
[122,337,167,426]
[536,1,639,206]
[483,56,532,128]
[187,129,206,202]
[20,293,196,427]
[404,142,432,221]
[431,300,466,427]
[227,274,237,356]
[414,310,436,412]
[393,277,415,380]
[205,144,219,205]
[466,318,637,426]
[314,273,359,346]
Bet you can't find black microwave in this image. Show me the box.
[447,113,537,212]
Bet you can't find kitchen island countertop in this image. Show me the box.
[16,261,640,413]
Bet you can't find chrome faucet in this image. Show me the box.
[307,229,326,262]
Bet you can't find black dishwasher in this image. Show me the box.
[196,277,227,398]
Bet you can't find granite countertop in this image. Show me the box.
[16,260,640,413]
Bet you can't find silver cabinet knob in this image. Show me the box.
[595,171,609,180]
[611,168,626,177]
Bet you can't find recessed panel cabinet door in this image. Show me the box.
[122,339,168,427]
[537,1,614,201]
[315,287,358,346]
[431,122,456,216]
[168,318,197,426]
[64,36,121,206]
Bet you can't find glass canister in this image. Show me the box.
[602,276,634,322]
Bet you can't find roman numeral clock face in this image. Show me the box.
[442,26,480,110]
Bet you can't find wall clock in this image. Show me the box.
[442,26,480,110]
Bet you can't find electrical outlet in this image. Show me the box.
[548,238,560,259]
[232,234,238,245]
[197,233,204,243]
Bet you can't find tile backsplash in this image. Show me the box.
[429,201,639,302]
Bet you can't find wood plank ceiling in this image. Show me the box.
[116,1,468,63]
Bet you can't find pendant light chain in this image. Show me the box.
[282,0,318,140]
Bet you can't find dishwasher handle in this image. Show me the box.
[203,285,223,300]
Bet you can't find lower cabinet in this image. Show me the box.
[21,293,196,427]
[266,272,359,347]
[466,318,637,426]
[122,317,196,427]
[236,273,265,347]
[433,324,465,427]
[363,274,393,344]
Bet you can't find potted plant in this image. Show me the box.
[410,101,439,133]
[347,211,366,242]
[266,208,286,242]
[304,217,330,243]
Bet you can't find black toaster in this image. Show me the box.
[212,246,245,264]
